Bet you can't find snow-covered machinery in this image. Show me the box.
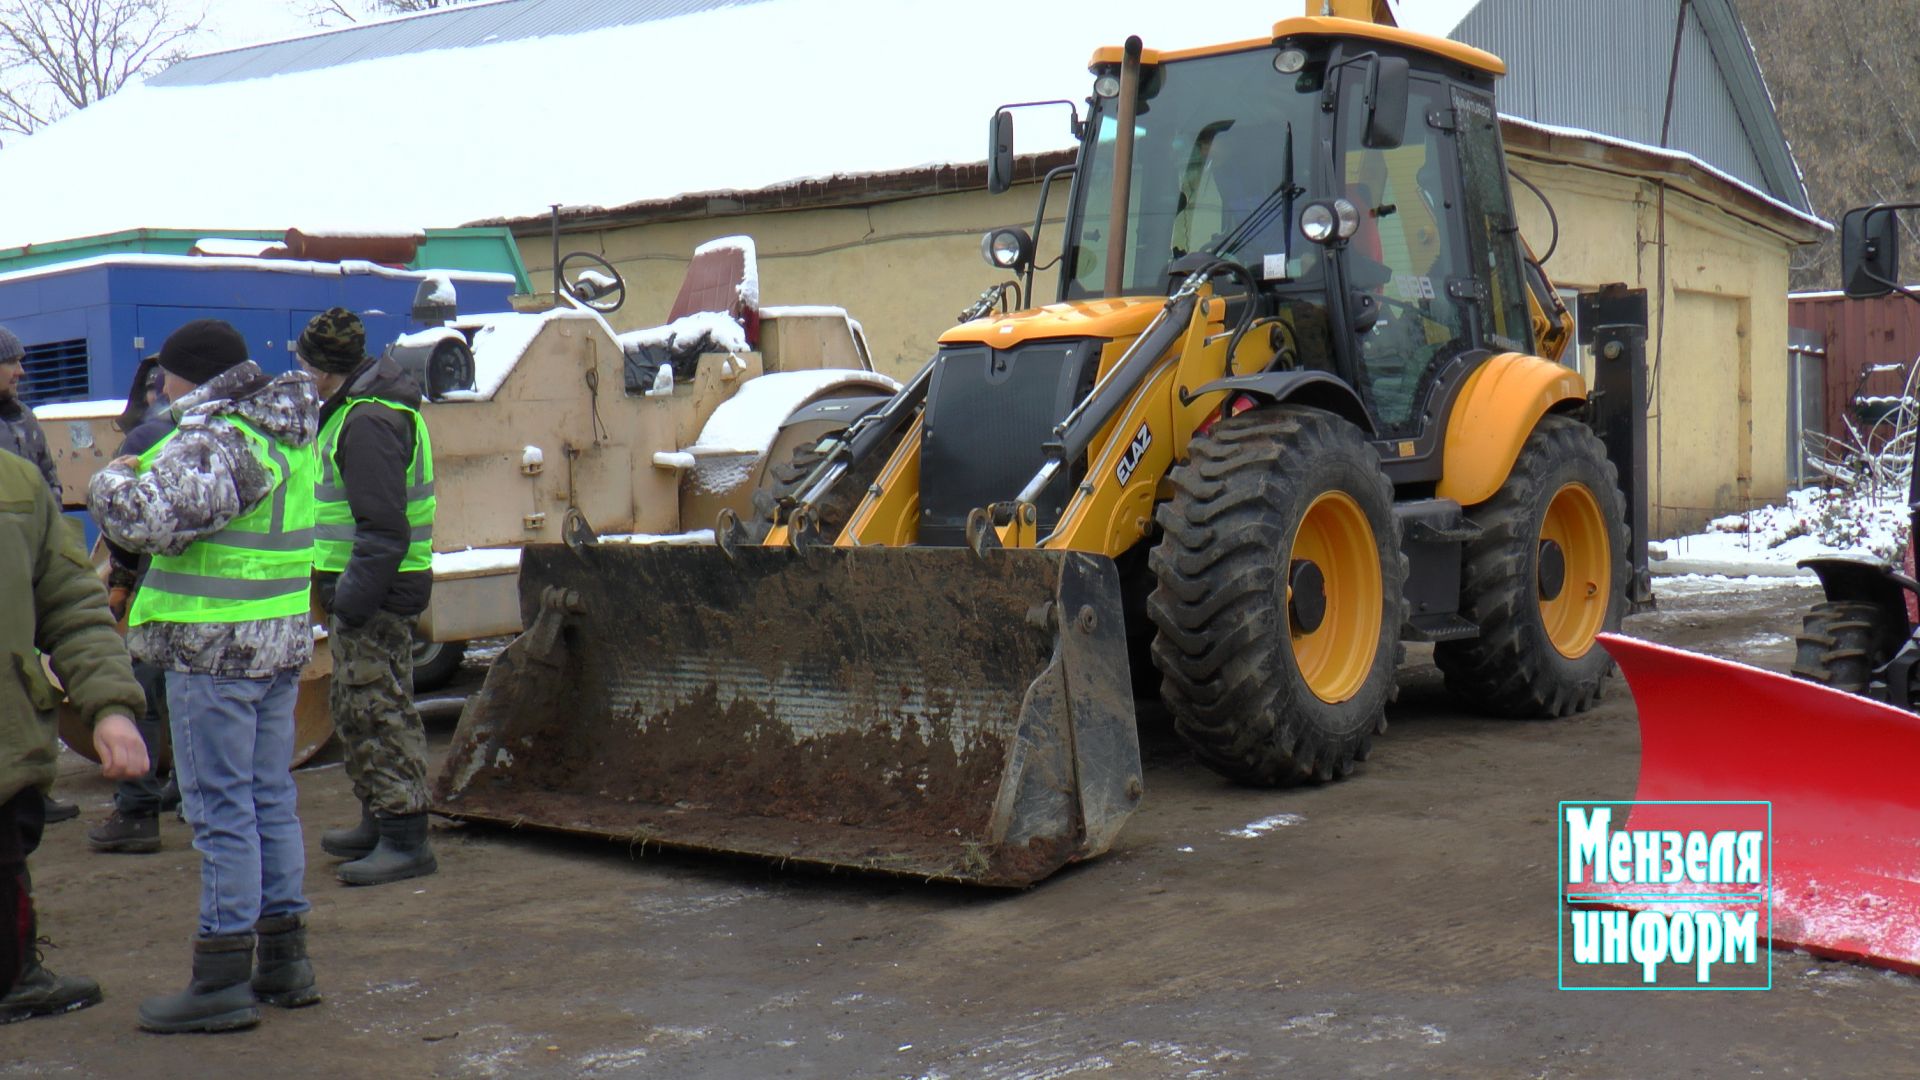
[41,235,895,764]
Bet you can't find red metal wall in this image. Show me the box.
[1790,291,1920,439]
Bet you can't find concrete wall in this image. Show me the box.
[1509,155,1796,536]
[519,148,1801,539]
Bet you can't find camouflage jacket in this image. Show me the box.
[88,362,320,677]
[0,396,60,503]
[1,449,143,804]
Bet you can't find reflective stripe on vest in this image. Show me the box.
[128,417,317,626]
[312,397,436,574]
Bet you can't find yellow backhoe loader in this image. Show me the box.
[435,10,1651,886]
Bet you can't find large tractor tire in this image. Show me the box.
[1791,601,1892,694]
[1147,406,1408,785]
[1435,414,1630,717]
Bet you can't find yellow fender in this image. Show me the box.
[1435,353,1588,508]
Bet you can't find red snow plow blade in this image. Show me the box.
[1601,633,1920,974]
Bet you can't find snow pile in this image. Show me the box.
[191,237,286,257]
[693,235,759,309]
[33,399,125,421]
[1651,486,1909,577]
[421,273,456,306]
[680,369,898,496]
[617,310,750,355]
[437,309,592,401]
[430,529,716,576]
[393,326,463,349]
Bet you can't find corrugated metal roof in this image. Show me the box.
[1451,0,1810,213]
[151,0,776,87]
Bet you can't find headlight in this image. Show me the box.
[1333,197,1360,240]
[1300,202,1336,244]
[1273,47,1307,74]
[981,227,1034,270]
[1094,73,1122,98]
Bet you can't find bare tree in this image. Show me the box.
[300,0,475,27]
[0,0,203,141]
[1737,0,1920,289]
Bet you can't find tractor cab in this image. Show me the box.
[989,19,1536,441]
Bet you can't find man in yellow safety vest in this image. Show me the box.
[297,308,438,887]
[89,319,320,1034]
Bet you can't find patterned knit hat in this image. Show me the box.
[297,307,368,374]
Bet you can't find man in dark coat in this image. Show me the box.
[298,308,438,886]
[0,324,80,827]
[0,446,148,1021]
[87,356,179,854]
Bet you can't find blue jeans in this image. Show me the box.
[166,670,309,936]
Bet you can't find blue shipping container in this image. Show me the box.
[0,255,518,407]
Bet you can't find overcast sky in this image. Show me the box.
[193,2,354,55]
[185,0,1484,59]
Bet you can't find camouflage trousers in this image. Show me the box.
[328,611,430,816]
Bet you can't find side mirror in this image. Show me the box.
[1364,55,1410,150]
[987,110,1015,195]
[1843,205,1900,299]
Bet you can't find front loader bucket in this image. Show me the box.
[433,543,1142,887]
[1600,633,1920,974]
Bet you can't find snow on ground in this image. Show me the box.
[1650,486,1907,578]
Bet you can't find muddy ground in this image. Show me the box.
[7,576,1920,1078]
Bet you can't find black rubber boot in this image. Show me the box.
[337,813,437,887]
[320,803,377,860]
[40,794,78,824]
[137,933,260,1034]
[0,954,102,1024]
[250,915,319,1008]
[87,809,161,854]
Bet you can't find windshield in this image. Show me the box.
[1065,49,1325,298]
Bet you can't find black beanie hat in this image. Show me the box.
[297,307,368,374]
[157,319,249,386]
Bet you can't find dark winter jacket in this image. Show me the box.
[314,356,432,626]
[88,361,320,677]
[103,404,177,592]
[0,396,60,503]
[1,449,144,804]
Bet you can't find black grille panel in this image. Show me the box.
[918,340,1100,546]
[20,339,90,406]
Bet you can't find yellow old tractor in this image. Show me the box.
[436,12,1651,885]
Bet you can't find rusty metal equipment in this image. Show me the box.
[434,543,1139,885]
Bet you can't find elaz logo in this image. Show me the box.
[1115,422,1152,485]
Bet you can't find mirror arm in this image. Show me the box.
[1026,164,1077,303]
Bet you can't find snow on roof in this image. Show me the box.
[0,252,516,288]
[0,1,1283,250]
[1502,116,1832,235]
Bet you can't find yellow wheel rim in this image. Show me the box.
[1289,491,1383,704]
[1539,482,1611,659]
